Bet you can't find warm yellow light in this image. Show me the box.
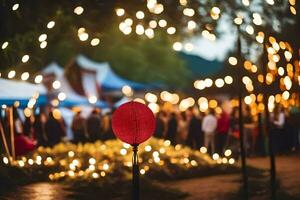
[133,98,145,104]
[116,8,125,16]
[242,0,250,6]
[52,80,61,89]
[215,78,225,88]
[122,85,133,96]
[224,76,233,84]
[145,93,158,103]
[58,92,66,101]
[173,42,182,51]
[88,96,97,104]
[39,34,47,42]
[136,24,145,35]
[149,20,157,28]
[40,41,47,49]
[21,72,30,81]
[12,3,19,11]
[53,109,62,120]
[148,103,160,113]
[187,20,197,30]
[74,6,84,15]
[136,11,145,19]
[1,41,8,50]
[47,21,55,29]
[246,25,254,35]
[183,8,195,17]
[158,19,167,27]
[22,55,30,63]
[145,28,154,39]
[204,78,213,87]
[79,33,89,41]
[34,75,43,84]
[24,108,32,118]
[167,27,176,35]
[234,17,243,25]
[90,38,100,46]
[228,57,238,66]
[8,70,16,79]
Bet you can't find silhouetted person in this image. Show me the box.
[216,111,230,154]
[86,109,101,142]
[166,112,178,145]
[154,112,165,139]
[45,112,65,147]
[186,109,202,149]
[33,113,48,146]
[71,111,87,143]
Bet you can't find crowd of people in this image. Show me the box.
[0,103,300,157]
[154,106,300,157]
[0,107,115,156]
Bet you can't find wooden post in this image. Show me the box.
[0,121,12,163]
[9,107,15,161]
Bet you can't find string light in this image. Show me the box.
[74,6,84,15]
[21,72,30,81]
[90,38,100,46]
[1,42,8,50]
[228,57,238,66]
[12,4,19,11]
[88,96,97,104]
[34,75,43,84]
[52,80,61,89]
[173,42,182,51]
[136,11,145,19]
[21,55,30,63]
[158,19,167,27]
[47,21,55,29]
[40,41,47,49]
[166,27,176,35]
[8,70,16,79]
[116,8,125,16]
[38,34,47,42]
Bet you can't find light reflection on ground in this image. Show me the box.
[0,183,72,200]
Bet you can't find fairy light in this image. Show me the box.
[136,24,145,35]
[187,20,197,30]
[136,11,145,19]
[215,78,225,88]
[200,147,207,154]
[34,75,43,84]
[145,28,154,39]
[52,80,61,89]
[173,42,182,51]
[12,3,19,11]
[22,55,30,63]
[228,57,238,66]
[40,41,47,49]
[38,34,47,42]
[21,72,30,81]
[246,25,254,35]
[149,20,157,28]
[158,19,167,27]
[8,70,16,79]
[90,38,100,46]
[88,96,97,104]
[122,85,133,96]
[184,43,194,51]
[74,6,84,15]
[58,92,66,101]
[183,8,195,17]
[1,42,8,49]
[116,8,125,16]
[167,27,176,35]
[47,21,55,29]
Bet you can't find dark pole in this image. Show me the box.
[132,144,140,200]
[237,24,249,199]
[262,41,277,199]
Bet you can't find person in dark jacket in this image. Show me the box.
[154,111,165,139]
[166,112,178,145]
[86,109,102,142]
[45,112,65,147]
[186,108,203,149]
[71,111,87,143]
[33,113,48,146]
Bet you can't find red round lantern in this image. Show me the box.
[112,101,156,145]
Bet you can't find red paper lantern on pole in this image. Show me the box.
[112,101,156,200]
[112,101,156,145]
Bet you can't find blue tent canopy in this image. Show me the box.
[0,78,47,108]
[76,55,150,91]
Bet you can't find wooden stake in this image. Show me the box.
[9,107,15,161]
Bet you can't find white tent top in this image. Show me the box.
[0,78,46,99]
[42,62,64,77]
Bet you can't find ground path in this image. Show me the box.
[0,156,299,200]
